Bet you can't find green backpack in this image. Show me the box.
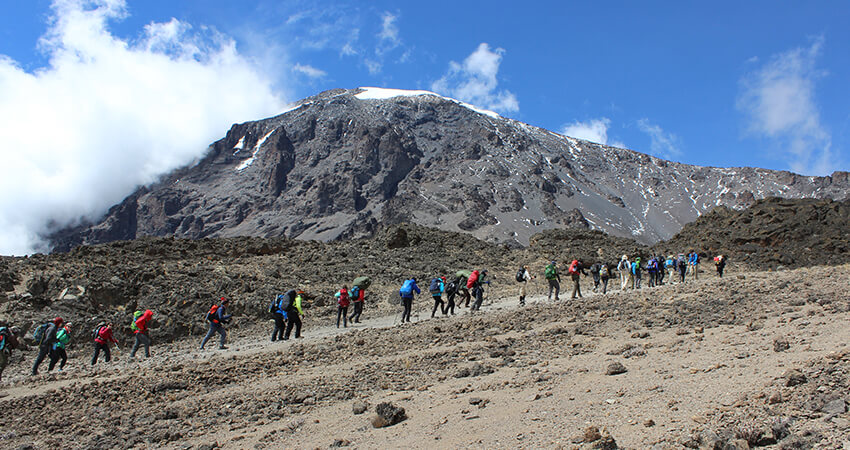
[129,310,144,331]
[544,264,557,280]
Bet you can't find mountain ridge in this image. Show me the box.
[48,87,850,252]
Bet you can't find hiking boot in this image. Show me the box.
[218,345,228,350]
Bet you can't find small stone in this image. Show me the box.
[724,438,750,450]
[773,336,790,352]
[583,426,602,442]
[783,369,807,386]
[468,397,483,405]
[371,402,406,428]
[370,415,389,428]
[643,419,655,427]
[767,392,783,405]
[352,400,368,415]
[606,362,627,376]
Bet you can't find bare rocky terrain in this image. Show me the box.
[0,263,848,449]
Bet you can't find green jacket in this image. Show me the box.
[53,328,71,350]
[294,294,304,315]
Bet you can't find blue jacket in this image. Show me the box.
[399,279,421,298]
[214,305,232,324]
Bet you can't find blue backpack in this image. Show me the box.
[400,279,415,296]
[429,278,441,293]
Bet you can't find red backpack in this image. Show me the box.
[205,305,219,323]
[466,270,479,289]
[567,260,579,275]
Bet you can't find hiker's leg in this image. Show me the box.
[201,325,216,348]
[103,344,111,363]
[48,349,59,371]
[58,349,67,369]
[32,344,50,375]
[336,307,343,327]
[293,315,302,338]
[218,326,227,347]
[91,343,101,365]
[130,334,141,357]
[141,334,151,357]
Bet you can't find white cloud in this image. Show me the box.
[377,12,400,51]
[0,0,286,255]
[431,43,519,114]
[292,63,326,78]
[560,118,625,148]
[637,119,682,159]
[737,37,833,175]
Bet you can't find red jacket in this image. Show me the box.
[466,270,480,290]
[95,326,118,345]
[134,310,153,334]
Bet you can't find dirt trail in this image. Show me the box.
[2,266,849,449]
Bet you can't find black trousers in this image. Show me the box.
[401,297,413,322]
[271,313,285,341]
[471,287,484,311]
[31,343,51,375]
[337,306,348,327]
[431,295,444,317]
[284,311,302,339]
[48,348,67,371]
[445,291,456,315]
[349,301,363,322]
[91,342,111,365]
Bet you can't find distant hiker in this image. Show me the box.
[348,285,365,324]
[201,298,231,350]
[469,270,489,311]
[665,255,676,283]
[544,261,561,301]
[599,262,611,294]
[0,326,21,381]
[618,256,631,290]
[91,323,119,365]
[646,257,658,288]
[399,278,420,323]
[336,286,350,328]
[589,262,601,293]
[456,276,472,308]
[130,309,154,358]
[48,322,72,372]
[632,257,643,289]
[568,260,587,299]
[656,255,666,286]
[283,290,303,340]
[429,277,445,318]
[32,317,63,375]
[677,254,687,283]
[270,294,286,342]
[518,265,533,305]
[688,251,700,280]
[444,278,458,315]
[715,255,727,278]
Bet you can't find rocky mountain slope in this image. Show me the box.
[47,87,850,252]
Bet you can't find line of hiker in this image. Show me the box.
[396,269,489,324]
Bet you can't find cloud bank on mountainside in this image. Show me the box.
[0,0,286,255]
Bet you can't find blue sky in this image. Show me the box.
[0,0,848,254]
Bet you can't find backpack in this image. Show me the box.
[544,264,556,280]
[205,304,219,323]
[0,326,8,350]
[466,271,479,289]
[446,280,458,295]
[516,267,525,283]
[399,279,415,296]
[600,264,609,278]
[350,286,360,300]
[269,295,281,314]
[33,322,50,345]
[129,310,144,331]
[91,324,105,341]
[429,278,441,293]
[567,260,579,275]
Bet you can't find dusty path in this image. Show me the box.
[2,266,849,449]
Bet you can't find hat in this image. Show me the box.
[53,317,64,325]
[551,261,557,265]
[621,255,628,260]
[221,297,230,304]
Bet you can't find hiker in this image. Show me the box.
[715,255,727,278]
[677,254,687,283]
[544,261,561,301]
[470,270,489,311]
[444,277,458,315]
[568,260,587,299]
[48,322,72,372]
[270,294,286,342]
[456,276,471,307]
[336,286,350,328]
[399,278,420,323]
[589,262,601,293]
[646,257,658,288]
[130,310,154,358]
[599,262,611,294]
[349,285,365,323]
[518,265,533,305]
[689,251,700,280]
[31,317,63,375]
[656,255,666,286]
[91,323,119,365]
[665,255,676,283]
[632,257,643,289]
[429,276,445,318]
[201,298,231,350]
[283,290,304,340]
[618,256,630,290]
[0,326,21,382]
